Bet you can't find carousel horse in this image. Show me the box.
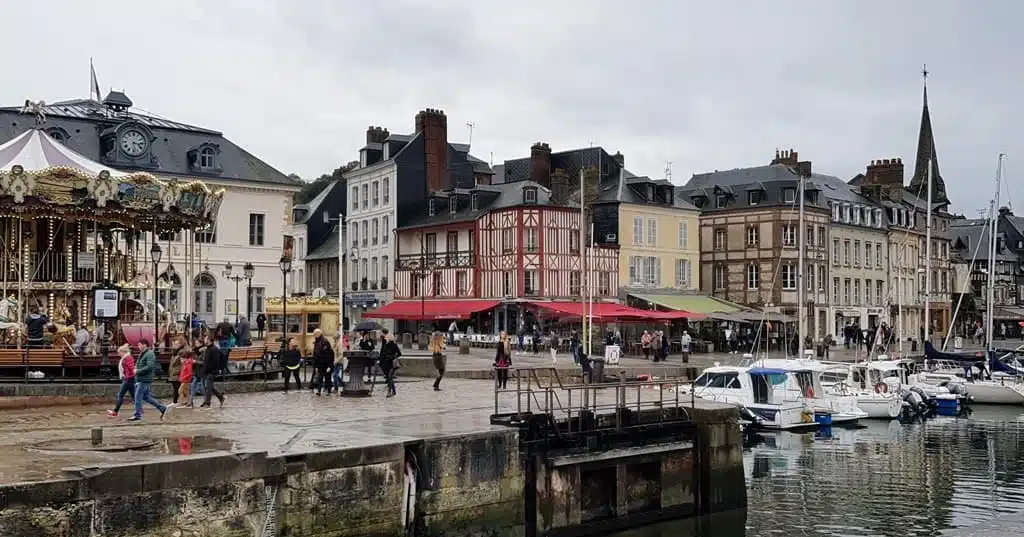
[0,295,21,345]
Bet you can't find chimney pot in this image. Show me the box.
[531,142,552,188]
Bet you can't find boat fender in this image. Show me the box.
[807,387,815,398]
[874,382,889,394]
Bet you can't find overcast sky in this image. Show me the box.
[2,0,1019,215]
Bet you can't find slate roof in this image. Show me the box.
[0,97,299,187]
[306,230,341,261]
[297,179,345,224]
[400,180,558,229]
[950,219,1015,262]
[678,163,832,212]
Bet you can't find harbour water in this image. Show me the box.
[612,406,1024,537]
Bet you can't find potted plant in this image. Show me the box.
[380,278,388,289]
[351,281,358,291]
[370,281,379,290]
[361,277,368,290]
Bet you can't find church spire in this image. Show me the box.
[908,64,948,202]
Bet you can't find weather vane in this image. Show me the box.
[19,99,47,126]
[922,64,928,81]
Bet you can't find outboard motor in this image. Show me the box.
[738,406,765,429]
[903,388,928,415]
[946,383,967,398]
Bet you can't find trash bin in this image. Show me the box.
[590,357,606,383]
[458,338,470,354]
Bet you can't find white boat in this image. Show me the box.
[691,365,821,430]
[753,358,868,424]
[818,363,903,419]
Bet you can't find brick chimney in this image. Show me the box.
[415,108,449,192]
[863,158,904,186]
[530,143,552,187]
[550,168,569,204]
[770,148,799,166]
[365,126,390,144]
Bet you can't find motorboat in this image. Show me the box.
[817,363,903,420]
[922,342,1024,405]
[691,365,823,431]
[855,357,967,416]
[753,359,868,425]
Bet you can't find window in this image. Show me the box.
[748,191,761,205]
[715,195,728,208]
[372,181,380,206]
[306,313,321,333]
[598,272,611,295]
[817,226,825,247]
[853,241,861,267]
[361,184,368,208]
[875,209,883,228]
[372,219,379,245]
[832,278,839,304]
[361,259,368,284]
[361,221,368,246]
[349,224,357,247]
[865,279,872,305]
[853,207,861,225]
[713,265,727,290]
[818,265,825,291]
[633,216,643,244]
[446,231,458,257]
[806,225,814,246]
[158,230,182,242]
[352,259,359,282]
[502,228,514,253]
[853,279,860,303]
[647,218,657,245]
[524,270,538,295]
[456,271,468,295]
[352,187,358,210]
[297,237,304,260]
[714,229,727,250]
[570,271,581,295]
[449,196,457,214]
[248,287,265,314]
[866,242,873,267]
[832,204,840,221]
[424,233,437,260]
[428,199,436,217]
[782,224,796,247]
[381,256,389,282]
[782,264,796,290]
[807,263,815,291]
[746,263,760,290]
[643,256,659,285]
[842,205,851,223]
[877,280,884,305]
[783,189,795,203]
[199,147,215,168]
[371,257,379,280]
[383,177,390,204]
[195,224,216,244]
[411,273,420,297]
[432,272,442,296]
[629,256,642,285]
[523,187,538,203]
[569,230,580,253]
[746,225,759,247]
[678,221,689,248]
[525,228,538,252]
[941,271,948,292]
[382,216,389,243]
[832,239,840,265]
[843,240,850,265]
[675,259,690,288]
[843,279,851,304]
[471,194,479,212]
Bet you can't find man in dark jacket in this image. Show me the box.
[200,336,226,407]
[255,313,267,340]
[236,315,251,347]
[131,339,169,421]
[312,329,334,395]
[24,306,48,347]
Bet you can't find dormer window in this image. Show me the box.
[428,199,436,217]
[748,191,762,205]
[783,188,796,203]
[832,203,840,222]
[523,187,538,204]
[45,127,69,143]
[691,195,707,208]
[715,195,728,208]
[187,143,222,173]
[199,147,215,168]
[448,196,457,214]
[471,194,479,212]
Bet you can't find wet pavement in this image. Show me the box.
[0,376,716,485]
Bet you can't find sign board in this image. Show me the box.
[605,344,621,365]
[118,183,161,204]
[92,286,120,320]
[77,252,96,270]
[954,336,963,350]
[225,299,238,316]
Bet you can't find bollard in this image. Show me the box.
[91,427,103,446]
[458,338,470,355]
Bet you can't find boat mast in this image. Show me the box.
[797,172,806,358]
[924,156,933,346]
[579,169,588,356]
[986,154,1005,353]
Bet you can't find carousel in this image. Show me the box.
[0,104,224,350]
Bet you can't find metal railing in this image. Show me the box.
[493,367,692,437]
[1,252,112,283]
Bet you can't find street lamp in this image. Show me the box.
[150,241,162,346]
[165,262,177,334]
[279,255,292,345]
[223,262,244,324]
[243,262,255,319]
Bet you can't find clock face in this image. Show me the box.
[119,129,148,157]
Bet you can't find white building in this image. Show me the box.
[0,92,302,326]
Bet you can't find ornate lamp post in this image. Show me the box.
[279,255,292,345]
[150,241,162,345]
[243,262,255,319]
[223,262,244,324]
[165,262,177,334]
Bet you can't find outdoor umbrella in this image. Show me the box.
[355,320,382,332]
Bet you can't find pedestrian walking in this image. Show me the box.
[494,331,512,390]
[430,331,447,391]
[680,331,692,364]
[167,337,184,405]
[255,313,266,341]
[312,329,333,396]
[236,315,252,347]
[179,346,195,407]
[280,338,302,392]
[106,344,136,417]
[200,336,226,408]
[378,332,401,397]
[549,331,559,364]
[130,339,169,421]
[641,330,652,360]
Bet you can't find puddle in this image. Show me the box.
[159,435,235,455]
[28,435,235,456]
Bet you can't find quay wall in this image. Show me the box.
[0,410,742,537]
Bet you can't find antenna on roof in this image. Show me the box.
[665,161,673,182]
[466,122,475,148]
[489,151,493,167]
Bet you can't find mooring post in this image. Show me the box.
[91,427,103,446]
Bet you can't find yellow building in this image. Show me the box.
[615,187,701,300]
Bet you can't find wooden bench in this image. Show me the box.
[228,346,265,362]
[0,349,65,367]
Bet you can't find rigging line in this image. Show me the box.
[750,185,802,356]
[942,202,991,351]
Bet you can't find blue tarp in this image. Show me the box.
[749,368,788,375]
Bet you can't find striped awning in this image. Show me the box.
[0,128,130,177]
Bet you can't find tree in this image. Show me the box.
[293,161,359,204]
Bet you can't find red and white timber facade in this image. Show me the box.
[394,207,618,302]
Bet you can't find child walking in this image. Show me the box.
[179,346,195,407]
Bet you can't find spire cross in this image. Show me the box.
[922,64,929,82]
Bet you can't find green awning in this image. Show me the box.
[629,293,744,315]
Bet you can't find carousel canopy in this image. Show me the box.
[0,128,131,178]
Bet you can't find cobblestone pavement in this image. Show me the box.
[0,375,713,485]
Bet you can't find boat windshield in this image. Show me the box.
[820,370,848,384]
[694,372,742,389]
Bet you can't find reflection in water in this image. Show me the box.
[609,406,1024,537]
[158,435,234,455]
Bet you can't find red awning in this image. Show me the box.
[528,301,704,321]
[363,300,501,321]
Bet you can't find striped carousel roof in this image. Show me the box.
[0,128,130,178]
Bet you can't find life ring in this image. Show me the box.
[874,382,889,394]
